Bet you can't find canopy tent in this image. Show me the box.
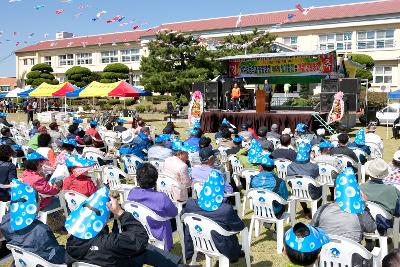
[29,82,76,97]
[108,81,152,97]
[66,87,85,97]
[388,89,400,99]
[78,81,117,97]
[4,87,25,98]
[0,93,7,98]
[17,88,36,97]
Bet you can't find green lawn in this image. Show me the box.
[1,112,398,266]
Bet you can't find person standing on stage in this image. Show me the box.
[264,79,272,111]
[231,83,241,112]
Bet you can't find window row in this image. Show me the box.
[42,49,141,66]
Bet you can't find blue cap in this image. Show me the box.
[61,139,77,147]
[285,223,330,253]
[117,118,127,123]
[355,128,365,146]
[65,187,110,239]
[233,135,243,143]
[66,155,97,168]
[0,113,8,117]
[335,167,365,214]
[198,170,225,212]
[319,140,333,149]
[90,120,98,126]
[296,123,307,133]
[10,179,38,231]
[296,143,311,162]
[155,134,172,143]
[26,151,47,161]
[73,118,83,124]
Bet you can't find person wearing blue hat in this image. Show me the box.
[218,127,235,149]
[85,120,104,148]
[181,170,245,263]
[148,134,173,161]
[0,112,13,127]
[225,134,243,155]
[184,126,203,149]
[0,179,66,264]
[65,187,182,266]
[311,168,376,244]
[294,123,315,146]
[284,222,330,266]
[250,153,289,218]
[114,118,128,133]
[0,127,24,157]
[287,143,322,217]
[348,128,371,164]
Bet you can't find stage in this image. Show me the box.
[200,110,319,133]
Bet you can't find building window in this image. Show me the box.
[357,30,395,49]
[0,86,11,92]
[319,32,352,50]
[23,59,28,66]
[101,51,118,63]
[121,49,140,62]
[29,58,35,65]
[283,37,298,50]
[374,66,393,84]
[59,77,66,83]
[59,54,74,66]
[76,53,93,65]
[131,74,141,85]
[44,56,51,66]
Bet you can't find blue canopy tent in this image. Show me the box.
[17,88,36,97]
[66,87,85,97]
[388,89,400,99]
[0,93,7,98]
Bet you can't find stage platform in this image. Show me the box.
[201,110,319,133]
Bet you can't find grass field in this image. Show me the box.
[2,111,399,266]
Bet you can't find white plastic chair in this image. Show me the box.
[82,151,106,163]
[14,135,27,146]
[123,201,171,250]
[182,213,250,267]
[104,136,118,152]
[59,190,87,216]
[148,158,165,171]
[229,155,243,188]
[246,189,290,254]
[267,137,280,150]
[366,142,383,159]
[241,169,260,217]
[333,154,363,182]
[274,158,292,180]
[364,201,400,258]
[121,155,143,185]
[102,166,134,201]
[6,244,67,267]
[287,175,322,224]
[317,235,381,267]
[72,263,101,267]
[156,174,188,213]
[317,163,339,204]
[311,144,321,159]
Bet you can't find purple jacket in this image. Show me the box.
[127,187,178,251]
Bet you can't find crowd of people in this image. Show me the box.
[0,112,399,266]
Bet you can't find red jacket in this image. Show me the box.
[86,128,104,148]
[62,174,97,197]
[20,170,60,210]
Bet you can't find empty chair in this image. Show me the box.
[121,154,143,185]
[59,190,87,215]
[6,244,67,267]
[182,213,250,267]
[247,189,290,254]
[104,136,118,153]
[317,235,381,267]
[241,169,260,217]
[366,142,383,159]
[317,163,339,204]
[229,155,243,188]
[101,166,134,200]
[274,158,291,180]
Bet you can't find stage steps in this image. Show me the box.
[312,114,337,135]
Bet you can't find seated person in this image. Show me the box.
[119,130,147,160]
[311,167,376,243]
[184,127,203,148]
[82,135,105,157]
[294,123,315,146]
[28,125,47,150]
[225,135,243,156]
[114,118,128,133]
[66,124,78,141]
[181,170,245,263]
[148,134,173,161]
[313,140,342,171]
[310,128,327,146]
[0,179,65,264]
[383,249,400,267]
[347,128,371,164]
[36,133,56,167]
[0,145,16,201]
[287,143,322,217]
[330,133,359,163]
[245,120,258,139]
[189,136,212,167]
[48,122,64,146]
[218,128,234,149]
[0,127,23,157]
[236,138,260,169]
[104,122,119,140]
[271,134,296,162]
[72,118,83,127]
[250,154,288,218]
[133,127,153,151]
[162,121,179,136]
[127,163,178,251]
[56,139,76,165]
[191,148,233,194]
[266,124,281,140]
[215,119,230,141]
[85,120,104,148]
[65,187,182,267]
[385,150,400,185]
[20,152,62,211]
[0,113,13,128]
[62,154,98,197]
[238,123,252,140]
[365,123,383,153]
[161,149,191,202]
[284,222,330,267]
[133,119,146,134]
[257,126,274,152]
[29,119,40,137]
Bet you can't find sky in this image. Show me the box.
[0,0,368,77]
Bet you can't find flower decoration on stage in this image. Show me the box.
[247,139,263,164]
[198,170,225,212]
[188,92,204,127]
[327,91,344,125]
[285,223,330,253]
[355,128,366,146]
[65,187,110,239]
[192,91,202,100]
[155,134,172,143]
[10,179,38,231]
[335,167,365,214]
[296,142,311,162]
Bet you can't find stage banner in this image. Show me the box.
[188,91,204,126]
[327,91,344,125]
[229,51,336,78]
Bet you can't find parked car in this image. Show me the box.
[375,103,400,125]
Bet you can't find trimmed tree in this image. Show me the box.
[65,66,93,88]
[26,63,59,87]
[100,63,129,83]
[349,53,375,81]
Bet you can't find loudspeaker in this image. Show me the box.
[192,82,205,95]
[204,81,219,110]
[340,78,360,94]
[320,93,336,113]
[343,93,359,112]
[321,79,339,93]
[166,102,174,114]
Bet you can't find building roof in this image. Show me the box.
[0,77,16,87]
[16,0,400,53]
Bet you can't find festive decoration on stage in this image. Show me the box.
[327,91,345,125]
[229,51,336,78]
[188,91,204,126]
